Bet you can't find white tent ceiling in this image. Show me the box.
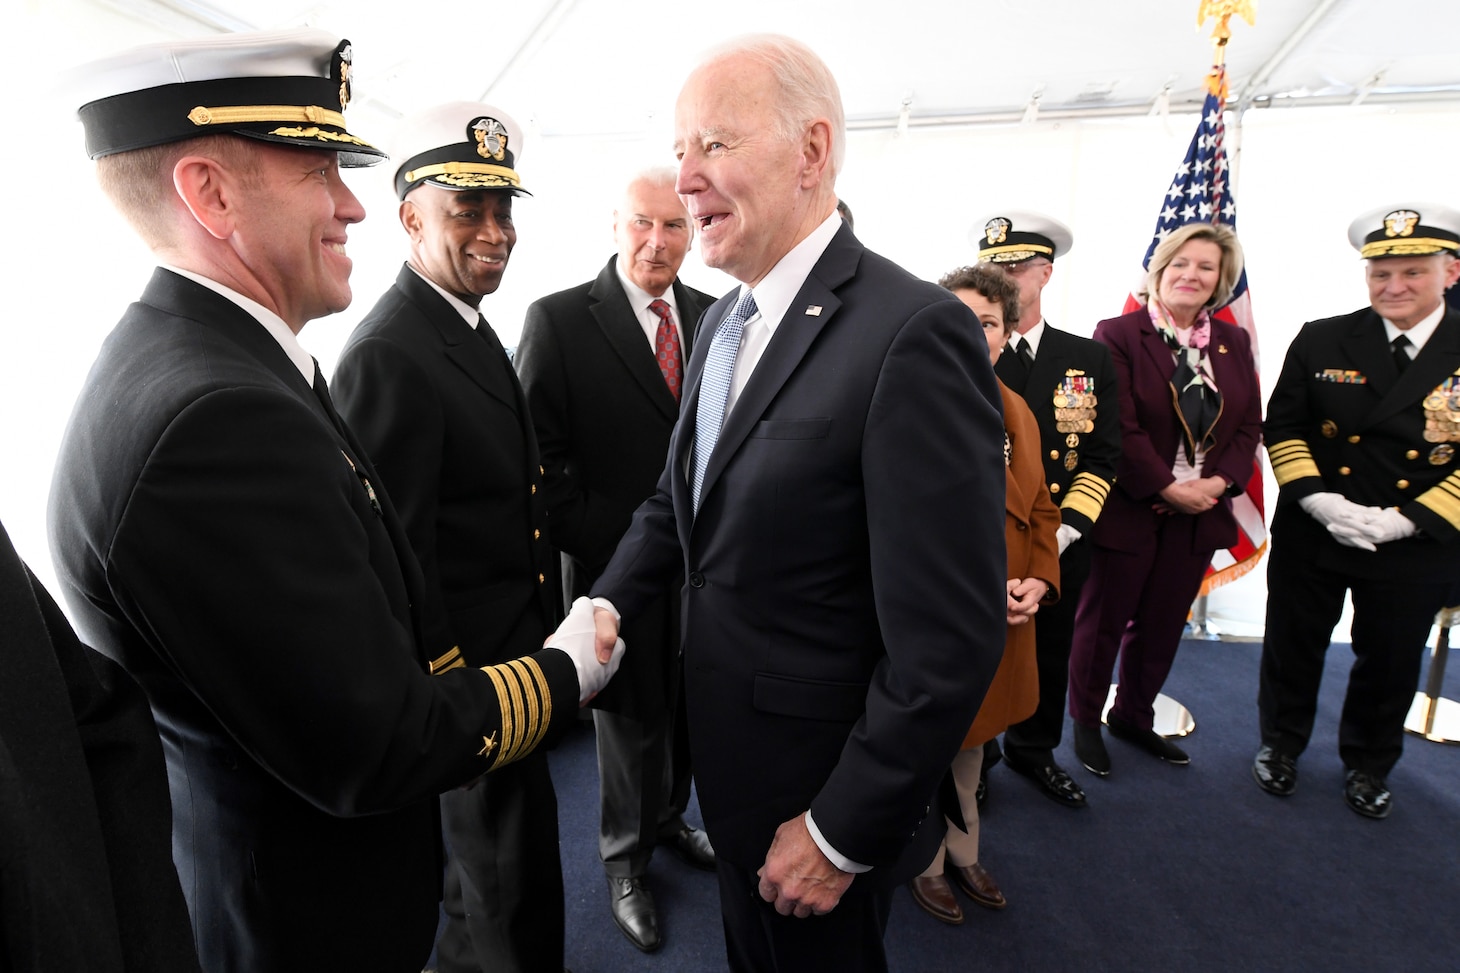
[46,0,1460,139]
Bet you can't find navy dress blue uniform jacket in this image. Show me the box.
[47,270,577,973]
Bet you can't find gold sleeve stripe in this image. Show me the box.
[187,103,346,129]
[1061,472,1111,523]
[1415,474,1460,531]
[507,658,552,755]
[473,657,555,770]
[480,664,513,771]
[1268,439,1321,486]
[430,646,463,675]
[499,664,528,764]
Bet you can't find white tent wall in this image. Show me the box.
[2,3,1457,644]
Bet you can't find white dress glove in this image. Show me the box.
[544,595,625,704]
[1298,492,1372,529]
[1056,523,1082,556]
[1356,507,1418,546]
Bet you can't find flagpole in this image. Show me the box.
[1200,1,1253,200]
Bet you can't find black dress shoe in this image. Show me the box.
[1005,754,1087,808]
[660,824,716,871]
[1251,745,1298,796]
[1072,723,1111,776]
[607,876,661,952]
[1343,770,1392,820]
[1106,714,1189,765]
[908,874,964,924]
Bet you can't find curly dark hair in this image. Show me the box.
[937,262,1020,334]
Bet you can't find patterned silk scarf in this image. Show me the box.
[1148,298,1222,465]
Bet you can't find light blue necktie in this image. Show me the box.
[692,290,758,514]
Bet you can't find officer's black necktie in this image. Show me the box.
[1015,335,1036,372]
[311,359,350,438]
[1391,335,1413,374]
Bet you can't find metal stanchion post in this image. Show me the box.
[1404,605,1460,744]
[1102,687,1195,738]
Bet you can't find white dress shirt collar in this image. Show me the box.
[722,212,843,415]
[160,264,315,382]
[616,261,682,349]
[1381,301,1446,355]
[406,262,481,329]
[1017,317,1048,357]
[736,211,844,339]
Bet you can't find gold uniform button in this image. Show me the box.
[540,465,545,475]
[1397,479,1410,490]
[1407,450,1420,460]
[1050,450,1060,461]
[531,484,537,495]
[533,529,541,540]
[1050,483,1061,494]
[1347,435,1361,444]
[1338,466,1351,476]
[538,573,546,584]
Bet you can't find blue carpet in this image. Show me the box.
[549,639,1460,972]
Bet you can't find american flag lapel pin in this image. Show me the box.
[805,305,823,316]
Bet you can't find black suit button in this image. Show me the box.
[689,572,704,588]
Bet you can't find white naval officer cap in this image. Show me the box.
[972,210,1075,263]
[390,102,531,200]
[67,27,384,167]
[1348,203,1460,259]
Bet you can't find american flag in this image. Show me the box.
[1124,64,1266,595]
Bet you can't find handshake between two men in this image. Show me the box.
[550,596,626,702]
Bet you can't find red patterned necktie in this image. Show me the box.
[650,299,682,402]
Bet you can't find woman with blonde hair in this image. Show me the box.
[1067,222,1262,775]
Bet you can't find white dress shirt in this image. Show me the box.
[1382,300,1446,356]
[615,262,684,351]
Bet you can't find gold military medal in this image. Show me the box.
[1430,444,1456,465]
[1064,450,1079,471]
[1423,374,1460,444]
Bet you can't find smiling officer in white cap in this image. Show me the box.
[332,102,567,973]
[1256,203,1460,820]
[49,31,617,973]
[970,210,1119,808]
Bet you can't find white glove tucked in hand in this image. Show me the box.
[545,596,625,704]
[1356,507,1418,546]
[1298,492,1371,529]
[1056,523,1082,556]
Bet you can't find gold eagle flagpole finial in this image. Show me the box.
[1198,1,1257,68]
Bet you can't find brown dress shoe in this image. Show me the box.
[952,862,1006,910]
[908,874,964,924]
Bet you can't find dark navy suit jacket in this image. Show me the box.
[592,224,1007,881]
